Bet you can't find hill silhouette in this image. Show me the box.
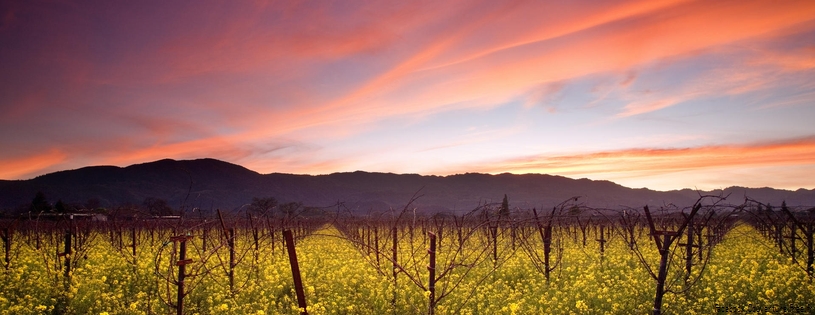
[1,158,813,215]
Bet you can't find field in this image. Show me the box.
[2,202,814,315]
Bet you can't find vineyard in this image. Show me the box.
[1,195,815,314]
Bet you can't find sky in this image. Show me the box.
[1,0,815,191]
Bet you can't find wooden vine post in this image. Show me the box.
[696,224,704,263]
[374,226,380,266]
[784,223,799,264]
[60,230,72,287]
[365,225,371,255]
[53,229,73,315]
[807,224,814,278]
[543,223,553,279]
[170,235,193,315]
[202,227,208,252]
[427,232,437,315]
[1,228,10,270]
[228,228,236,292]
[777,221,785,255]
[284,229,308,315]
[130,227,137,258]
[679,210,712,280]
[391,226,398,307]
[392,227,398,280]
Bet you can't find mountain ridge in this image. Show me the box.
[2,158,813,214]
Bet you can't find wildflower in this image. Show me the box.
[575,300,589,312]
[509,303,520,314]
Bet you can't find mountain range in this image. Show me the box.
[2,158,814,215]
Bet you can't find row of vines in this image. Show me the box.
[1,194,814,314]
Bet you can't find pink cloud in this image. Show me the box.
[11,0,814,135]
[99,135,249,164]
[445,136,815,190]
[0,149,67,180]
[616,98,680,118]
[314,0,815,123]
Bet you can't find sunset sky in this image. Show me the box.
[1,0,814,191]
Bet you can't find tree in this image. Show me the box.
[54,200,69,214]
[30,191,51,213]
[248,197,277,217]
[143,197,173,216]
[499,194,510,218]
[280,202,302,218]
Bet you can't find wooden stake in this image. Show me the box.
[284,230,308,315]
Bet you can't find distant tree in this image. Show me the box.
[143,197,173,216]
[54,200,68,214]
[279,202,302,218]
[499,194,510,218]
[248,197,277,217]
[30,191,51,213]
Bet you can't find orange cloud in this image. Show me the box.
[144,0,815,175]
[271,0,815,133]
[446,137,815,190]
[98,136,254,167]
[0,150,67,180]
[414,0,688,72]
[29,0,811,146]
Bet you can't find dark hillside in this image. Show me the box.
[2,158,813,215]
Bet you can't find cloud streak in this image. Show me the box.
[0,150,67,180]
[447,136,815,190]
[284,0,815,129]
[1,0,814,191]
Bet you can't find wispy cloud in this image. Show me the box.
[448,136,815,190]
[205,0,815,138]
[0,150,67,180]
